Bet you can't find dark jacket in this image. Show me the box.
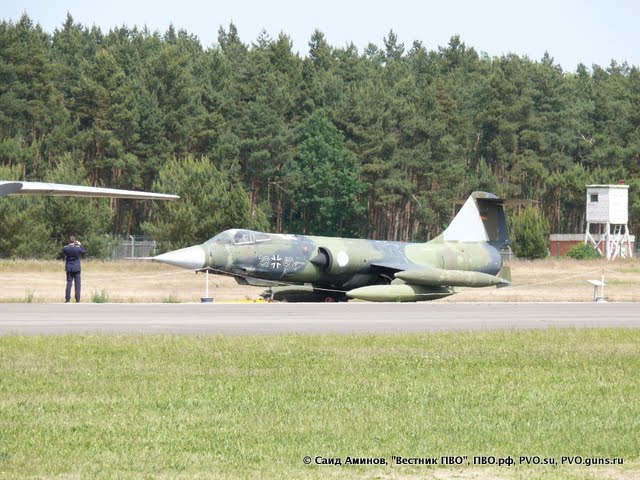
[63,244,87,272]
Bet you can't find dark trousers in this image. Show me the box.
[65,271,81,302]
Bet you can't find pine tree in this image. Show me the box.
[510,206,550,259]
[285,112,365,236]
[142,156,268,251]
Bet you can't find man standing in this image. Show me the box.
[63,235,86,303]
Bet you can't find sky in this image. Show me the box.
[2,0,639,71]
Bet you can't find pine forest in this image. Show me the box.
[1,14,639,256]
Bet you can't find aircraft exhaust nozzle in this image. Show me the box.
[153,245,206,270]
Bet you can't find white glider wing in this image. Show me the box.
[0,181,178,200]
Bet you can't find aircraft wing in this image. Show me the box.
[370,262,419,274]
[0,181,178,200]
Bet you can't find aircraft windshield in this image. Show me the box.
[205,229,271,246]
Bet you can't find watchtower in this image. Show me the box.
[584,184,632,259]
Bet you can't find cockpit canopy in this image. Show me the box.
[205,229,271,246]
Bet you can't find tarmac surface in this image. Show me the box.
[0,302,638,335]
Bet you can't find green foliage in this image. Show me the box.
[285,112,366,236]
[0,156,113,259]
[1,14,640,254]
[90,289,110,303]
[142,156,268,251]
[43,154,115,258]
[510,206,550,259]
[1,330,639,477]
[0,165,54,258]
[566,243,602,259]
[0,196,53,258]
[162,294,181,303]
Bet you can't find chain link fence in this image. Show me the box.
[110,236,158,260]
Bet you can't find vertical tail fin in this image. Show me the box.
[441,192,509,249]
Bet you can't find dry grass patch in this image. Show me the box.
[0,259,263,303]
[444,257,640,302]
[0,257,639,303]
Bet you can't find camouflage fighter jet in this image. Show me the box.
[152,192,511,302]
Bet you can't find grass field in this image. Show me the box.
[1,330,639,479]
[1,257,640,303]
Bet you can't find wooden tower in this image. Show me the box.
[584,184,632,259]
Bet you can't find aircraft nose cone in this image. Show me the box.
[153,245,206,270]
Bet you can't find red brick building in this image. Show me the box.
[549,234,636,257]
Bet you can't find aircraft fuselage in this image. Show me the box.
[155,229,504,301]
[152,192,511,302]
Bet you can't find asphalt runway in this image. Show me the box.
[0,302,638,335]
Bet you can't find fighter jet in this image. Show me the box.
[0,180,178,200]
[152,192,511,302]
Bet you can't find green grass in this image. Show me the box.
[162,293,182,303]
[602,278,636,286]
[22,289,35,303]
[90,289,110,303]
[1,330,639,479]
[619,267,640,273]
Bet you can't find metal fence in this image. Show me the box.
[110,236,158,260]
